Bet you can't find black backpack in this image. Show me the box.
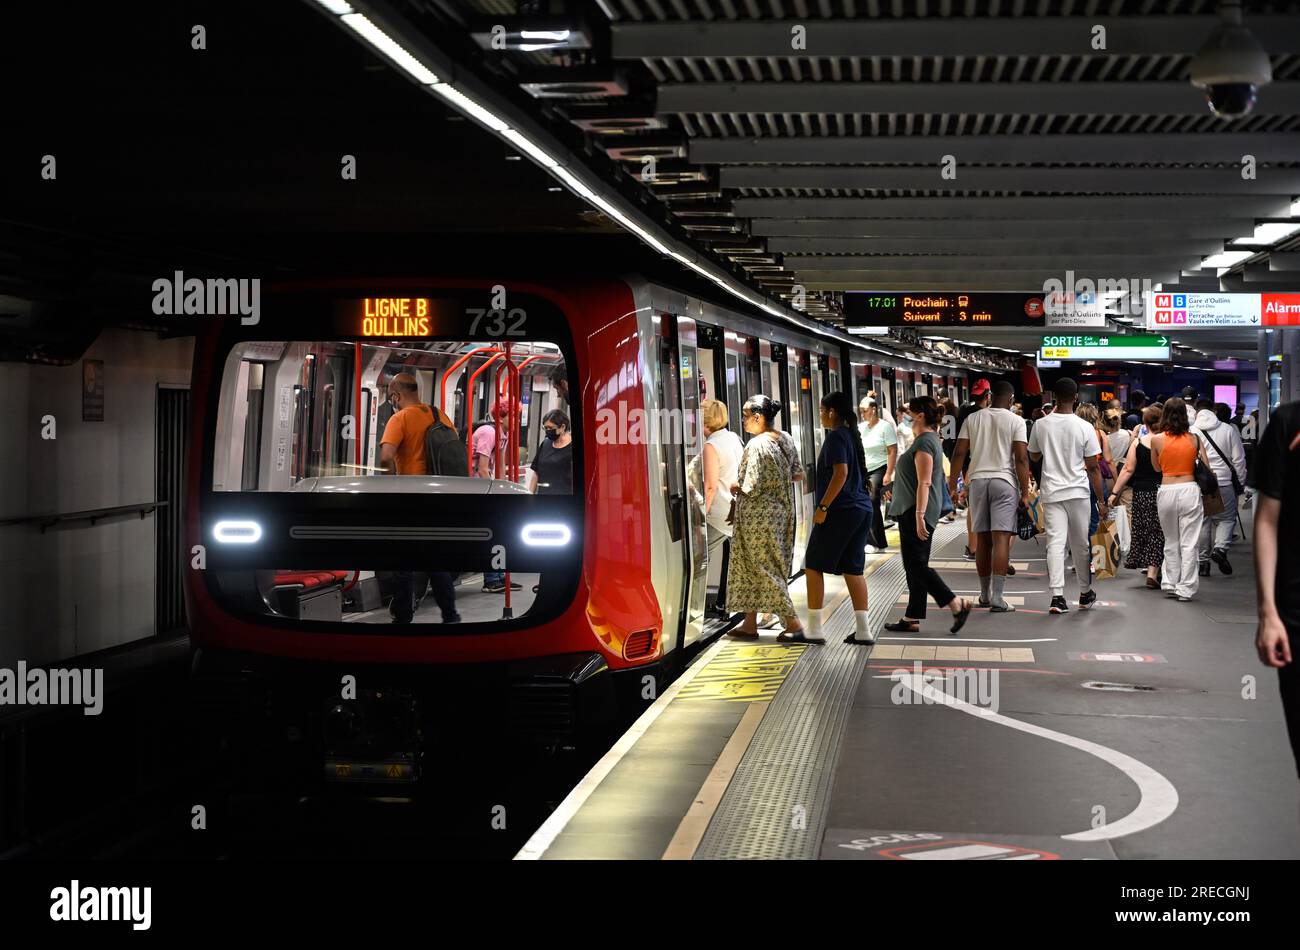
[424,417,469,477]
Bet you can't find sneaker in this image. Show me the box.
[1049,595,1069,614]
[865,544,880,554]
[1078,589,1097,610]
[1198,561,1211,577]
[1177,594,1193,602]
[1210,548,1233,575]
[481,584,505,593]
[1007,564,1016,576]
[963,547,976,560]
[442,613,462,624]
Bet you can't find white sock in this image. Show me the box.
[854,610,872,640]
[807,608,823,638]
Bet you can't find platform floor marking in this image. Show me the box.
[931,560,1030,570]
[892,672,1179,842]
[877,636,1057,643]
[662,700,769,860]
[870,645,1035,663]
[876,636,1057,643]
[676,641,809,702]
[514,636,729,859]
[898,594,1025,606]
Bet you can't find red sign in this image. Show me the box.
[1263,294,1300,327]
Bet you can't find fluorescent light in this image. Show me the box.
[340,14,440,85]
[213,520,262,544]
[521,523,572,547]
[551,166,597,201]
[315,0,354,13]
[1231,221,1300,246]
[1292,198,1300,216]
[430,83,508,131]
[1201,249,1253,272]
[500,128,559,168]
[520,30,571,41]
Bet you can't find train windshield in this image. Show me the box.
[205,334,579,630]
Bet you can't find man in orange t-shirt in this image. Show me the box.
[381,373,456,475]
[378,373,460,623]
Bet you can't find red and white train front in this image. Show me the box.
[186,278,681,775]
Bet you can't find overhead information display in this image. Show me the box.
[1143,292,1300,329]
[844,292,1049,327]
[1039,334,1171,361]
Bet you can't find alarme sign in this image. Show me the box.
[1144,292,1300,328]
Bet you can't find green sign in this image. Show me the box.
[1039,334,1170,361]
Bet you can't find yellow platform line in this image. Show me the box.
[661,701,770,860]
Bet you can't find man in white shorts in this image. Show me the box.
[950,380,1031,612]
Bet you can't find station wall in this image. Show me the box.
[0,330,193,667]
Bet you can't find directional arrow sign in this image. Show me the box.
[1039,334,1171,361]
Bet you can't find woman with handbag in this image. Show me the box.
[724,395,807,640]
[1151,398,1216,602]
[701,399,744,618]
[1108,406,1165,590]
[883,396,973,634]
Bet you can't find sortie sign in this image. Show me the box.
[1039,334,1171,361]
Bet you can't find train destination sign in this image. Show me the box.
[844,292,1050,327]
[359,297,434,337]
[1039,334,1171,361]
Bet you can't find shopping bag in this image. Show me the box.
[1090,515,1121,581]
[1027,485,1046,534]
[1112,504,1130,556]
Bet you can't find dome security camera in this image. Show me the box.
[1190,2,1273,118]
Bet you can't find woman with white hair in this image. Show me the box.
[858,392,898,553]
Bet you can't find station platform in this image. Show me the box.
[516,521,1300,861]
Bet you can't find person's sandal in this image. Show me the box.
[950,598,973,634]
[883,619,920,633]
[778,629,825,644]
[727,628,760,640]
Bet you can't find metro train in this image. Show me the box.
[186,275,970,780]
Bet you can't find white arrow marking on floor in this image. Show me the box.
[893,672,1179,842]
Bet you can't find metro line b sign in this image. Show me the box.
[1144,292,1300,329]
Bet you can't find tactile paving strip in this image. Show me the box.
[693,521,967,860]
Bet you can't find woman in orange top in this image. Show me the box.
[1151,397,1214,601]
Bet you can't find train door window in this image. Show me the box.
[725,352,741,425]
[809,354,825,458]
[240,362,264,489]
[677,316,708,648]
[656,327,686,544]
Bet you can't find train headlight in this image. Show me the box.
[521,523,571,547]
[213,520,263,544]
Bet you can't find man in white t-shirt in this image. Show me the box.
[1027,377,1109,614]
[949,380,1031,612]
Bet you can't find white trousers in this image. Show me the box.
[1157,482,1205,598]
[1198,482,1237,561]
[1044,497,1093,596]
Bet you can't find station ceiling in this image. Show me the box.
[2,0,1297,370]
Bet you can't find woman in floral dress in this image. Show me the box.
[726,394,806,639]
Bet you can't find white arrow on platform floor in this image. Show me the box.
[892,672,1179,842]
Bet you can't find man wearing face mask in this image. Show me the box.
[528,410,574,495]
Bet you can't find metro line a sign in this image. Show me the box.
[1144,292,1300,329]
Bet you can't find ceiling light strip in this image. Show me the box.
[312,0,885,348]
